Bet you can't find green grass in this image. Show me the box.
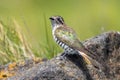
[0,17,62,64]
[1,0,120,64]
[0,19,35,64]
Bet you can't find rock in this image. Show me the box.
[8,31,120,80]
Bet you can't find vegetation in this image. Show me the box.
[0,0,120,64]
[0,19,32,64]
[0,18,62,64]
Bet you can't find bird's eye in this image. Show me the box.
[57,18,64,24]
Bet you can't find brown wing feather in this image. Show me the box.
[55,26,96,59]
[55,26,99,67]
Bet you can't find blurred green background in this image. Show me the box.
[0,0,120,58]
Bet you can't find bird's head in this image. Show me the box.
[49,16,65,29]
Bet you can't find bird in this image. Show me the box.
[49,16,100,67]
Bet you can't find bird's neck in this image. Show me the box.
[52,24,63,39]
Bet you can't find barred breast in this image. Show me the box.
[54,36,77,54]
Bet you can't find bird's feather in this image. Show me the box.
[54,25,96,59]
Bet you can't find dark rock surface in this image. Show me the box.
[8,31,120,80]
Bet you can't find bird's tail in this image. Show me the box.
[79,51,91,64]
[78,41,97,59]
[78,51,102,69]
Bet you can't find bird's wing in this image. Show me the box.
[55,26,96,60]
[55,26,86,50]
[55,26,101,68]
[55,26,79,47]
